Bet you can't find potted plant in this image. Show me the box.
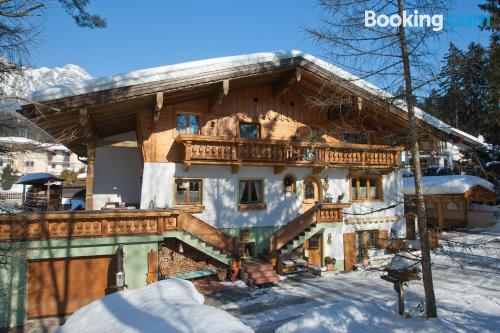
[230,255,241,282]
[324,256,336,271]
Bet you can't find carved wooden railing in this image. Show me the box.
[176,211,237,255]
[269,203,350,254]
[176,135,403,169]
[0,210,179,241]
[0,209,238,255]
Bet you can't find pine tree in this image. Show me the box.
[1,165,17,190]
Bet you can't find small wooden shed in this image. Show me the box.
[404,175,496,229]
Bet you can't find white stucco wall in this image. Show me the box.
[140,162,406,234]
[93,132,142,209]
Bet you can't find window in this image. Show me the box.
[357,230,380,249]
[304,181,315,199]
[175,179,202,205]
[446,202,459,211]
[239,122,260,139]
[283,174,296,193]
[25,161,34,167]
[177,113,201,135]
[239,179,264,209]
[350,175,382,201]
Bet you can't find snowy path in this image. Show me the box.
[205,230,500,333]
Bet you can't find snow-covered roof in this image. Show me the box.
[403,175,495,195]
[0,136,69,151]
[27,50,484,146]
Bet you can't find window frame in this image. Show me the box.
[238,179,266,211]
[238,122,261,139]
[350,175,383,201]
[176,112,203,135]
[173,178,204,207]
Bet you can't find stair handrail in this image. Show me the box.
[177,211,237,255]
[269,204,321,255]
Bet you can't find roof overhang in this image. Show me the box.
[18,51,485,156]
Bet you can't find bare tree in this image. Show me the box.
[306,0,454,317]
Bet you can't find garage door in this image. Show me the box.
[28,256,116,318]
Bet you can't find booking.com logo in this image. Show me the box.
[365,10,492,32]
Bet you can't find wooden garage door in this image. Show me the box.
[28,256,116,318]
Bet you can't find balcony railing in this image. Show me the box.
[176,135,403,169]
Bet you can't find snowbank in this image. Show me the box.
[57,279,253,333]
[403,175,494,195]
[275,299,488,333]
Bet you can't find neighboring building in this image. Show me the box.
[0,137,85,177]
[404,175,496,231]
[1,51,484,329]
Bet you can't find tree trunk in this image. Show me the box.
[396,0,437,318]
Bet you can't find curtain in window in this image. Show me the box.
[177,114,188,134]
[189,115,200,134]
[359,178,367,198]
[250,181,260,202]
[239,181,248,203]
[351,179,357,200]
[370,181,378,199]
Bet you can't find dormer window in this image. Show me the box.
[177,113,200,135]
[239,122,260,139]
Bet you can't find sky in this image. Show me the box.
[31,0,492,79]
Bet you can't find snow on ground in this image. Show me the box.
[57,278,253,333]
[205,214,500,333]
[403,175,494,195]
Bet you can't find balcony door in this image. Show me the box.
[302,176,321,213]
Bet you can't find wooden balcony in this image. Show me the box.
[0,209,237,255]
[176,135,403,171]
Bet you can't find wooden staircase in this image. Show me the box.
[242,260,279,285]
[165,211,238,265]
[269,203,350,255]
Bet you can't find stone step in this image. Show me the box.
[247,270,278,279]
[243,263,274,273]
[247,275,280,285]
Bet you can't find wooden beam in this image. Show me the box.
[79,108,99,140]
[231,163,241,174]
[274,165,286,174]
[97,139,138,148]
[210,79,230,111]
[313,165,328,174]
[153,92,164,124]
[85,141,95,211]
[273,67,301,97]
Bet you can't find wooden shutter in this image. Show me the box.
[406,217,416,240]
[28,256,116,318]
[146,249,158,284]
[379,230,389,248]
[343,233,356,272]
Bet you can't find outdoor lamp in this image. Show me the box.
[116,244,125,288]
[116,271,125,288]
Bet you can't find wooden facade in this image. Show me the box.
[404,185,496,229]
